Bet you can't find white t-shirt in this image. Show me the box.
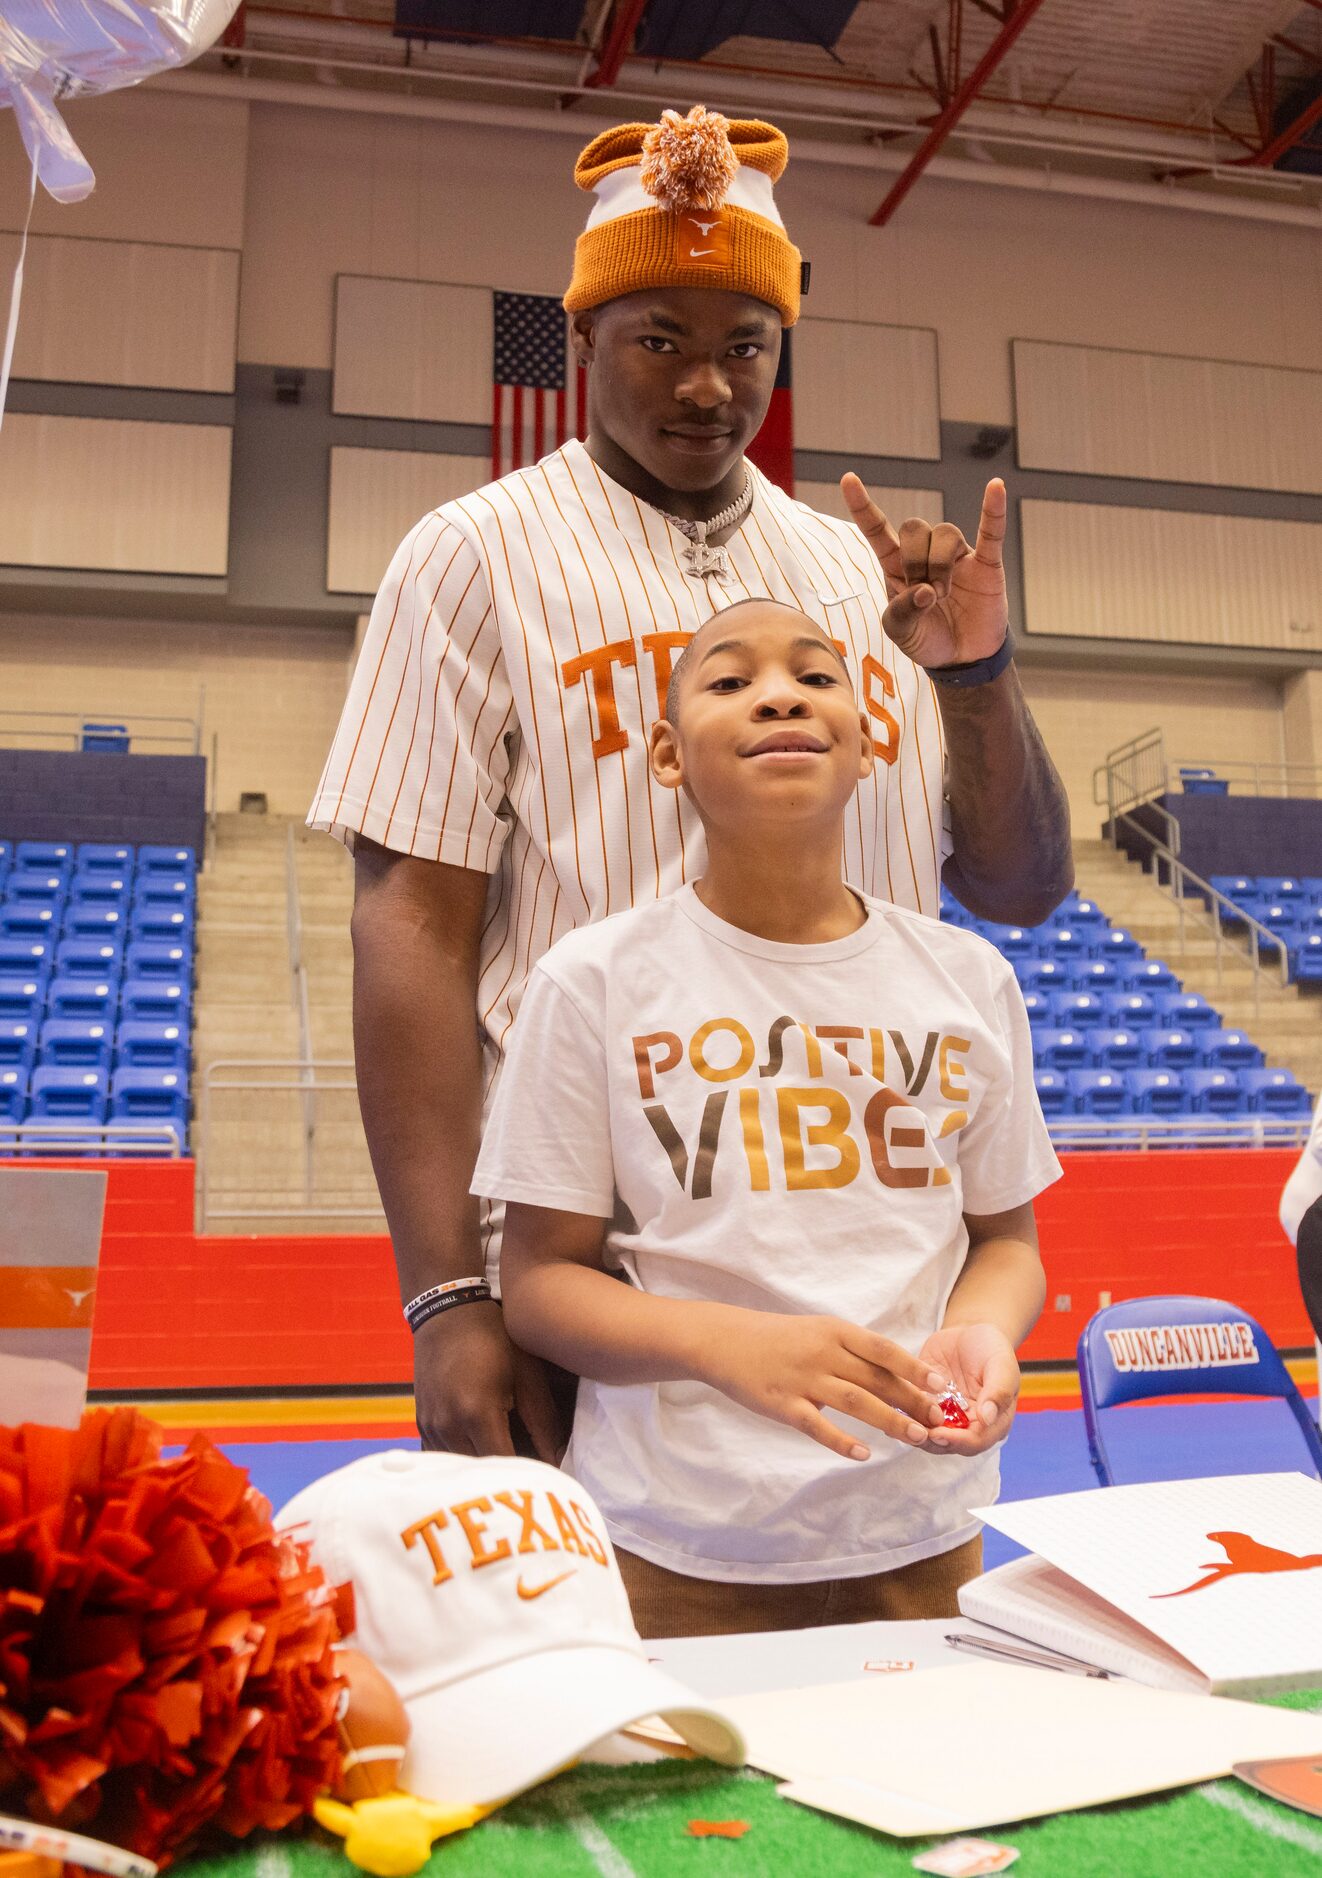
[472,886,1061,1583]
[309,442,950,1265]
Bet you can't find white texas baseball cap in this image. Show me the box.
[276,1449,744,1807]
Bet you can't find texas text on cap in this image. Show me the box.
[564,103,802,326]
[275,1449,745,1807]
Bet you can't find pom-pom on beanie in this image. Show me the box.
[564,105,802,326]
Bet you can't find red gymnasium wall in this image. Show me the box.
[3,1150,1309,1390]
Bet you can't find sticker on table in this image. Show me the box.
[864,1658,915,1673]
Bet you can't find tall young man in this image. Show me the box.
[310,106,1071,1459]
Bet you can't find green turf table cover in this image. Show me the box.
[183,1695,1322,1878]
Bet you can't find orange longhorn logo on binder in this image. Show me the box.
[1153,1530,1322,1598]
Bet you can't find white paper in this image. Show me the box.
[721,1661,1322,1836]
[975,1474,1322,1692]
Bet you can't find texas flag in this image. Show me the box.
[745,327,794,496]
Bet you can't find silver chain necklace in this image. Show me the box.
[650,472,753,580]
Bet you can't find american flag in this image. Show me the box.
[492,290,587,479]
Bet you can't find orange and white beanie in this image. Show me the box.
[563,105,803,327]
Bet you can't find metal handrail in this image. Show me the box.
[1171,757,1322,800]
[1046,1115,1310,1150]
[1112,809,1289,1016]
[197,1059,376,1229]
[0,708,202,756]
[285,826,317,1197]
[1092,725,1168,811]
[0,1122,183,1156]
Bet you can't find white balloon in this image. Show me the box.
[0,0,240,199]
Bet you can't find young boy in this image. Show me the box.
[472,599,1061,1637]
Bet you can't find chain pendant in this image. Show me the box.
[684,539,729,579]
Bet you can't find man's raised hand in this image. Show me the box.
[841,473,1010,670]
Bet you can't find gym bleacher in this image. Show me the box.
[939,883,1313,1130]
[0,838,195,1153]
[1207,873,1322,986]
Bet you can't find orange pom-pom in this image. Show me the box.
[640,105,739,215]
[331,1649,410,1802]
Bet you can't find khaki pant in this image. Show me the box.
[615,1533,982,1639]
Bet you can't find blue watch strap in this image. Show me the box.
[929,634,1014,688]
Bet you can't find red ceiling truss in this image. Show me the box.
[581,0,649,90]
[868,0,1053,227]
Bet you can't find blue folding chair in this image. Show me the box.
[133,876,195,913]
[0,1020,36,1071]
[1154,991,1219,1029]
[1209,875,1255,903]
[1186,1068,1246,1116]
[1116,958,1180,993]
[1041,925,1093,959]
[137,845,196,877]
[1095,928,1144,959]
[115,1019,189,1073]
[0,904,59,942]
[1259,876,1306,903]
[47,976,117,1024]
[1032,1069,1073,1120]
[1067,1069,1129,1117]
[14,842,72,873]
[1033,1027,1091,1071]
[1296,935,1322,984]
[29,1066,109,1124]
[64,903,126,941]
[1200,1029,1264,1071]
[1086,1026,1144,1071]
[1052,990,1108,1028]
[4,869,68,906]
[0,1067,27,1123]
[1242,1068,1313,1117]
[1020,990,1053,1027]
[128,904,194,943]
[75,843,134,877]
[1078,1296,1322,1485]
[121,977,190,1023]
[1019,959,1075,996]
[0,976,48,1024]
[0,938,53,978]
[1071,959,1119,991]
[55,939,123,980]
[1101,990,1158,1027]
[1066,898,1108,929]
[1125,1069,1188,1116]
[110,1067,188,1138]
[982,923,1039,961]
[1138,1026,1201,1071]
[39,1018,113,1072]
[68,871,132,910]
[80,723,129,754]
[125,940,191,984]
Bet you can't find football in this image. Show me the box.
[332,1647,411,1801]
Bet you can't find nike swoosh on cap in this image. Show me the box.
[517,1568,578,1600]
[689,248,716,257]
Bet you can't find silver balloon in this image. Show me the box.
[0,0,239,199]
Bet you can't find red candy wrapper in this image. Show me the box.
[0,1409,344,1868]
[938,1387,971,1429]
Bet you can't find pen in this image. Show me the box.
[943,1631,1111,1678]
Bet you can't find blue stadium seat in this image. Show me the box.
[1018,959,1074,995]
[1209,875,1255,902]
[1095,928,1144,959]
[0,841,9,869]
[39,1018,113,1072]
[115,1020,189,1072]
[1033,1028,1091,1071]
[0,977,47,1023]
[75,843,134,877]
[1302,877,1322,899]
[14,842,72,873]
[1066,898,1107,928]
[4,870,68,906]
[1101,990,1158,1026]
[29,1066,109,1123]
[1256,903,1303,940]
[0,938,54,978]
[1242,1069,1313,1117]
[1185,1069,1246,1116]
[124,940,190,984]
[63,903,126,941]
[1020,990,1053,1026]
[1116,959,1180,992]
[1177,766,1228,796]
[0,1021,36,1071]
[110,1067,187,1135]
[128,904,193,943]
[55,939,123,980]
[47,977,117,1023]
[133,877,195,915]
[80,722,129,755]
[1259,876,1306,902]
[1052,991,1109,1028]
[1138,1027,1201,1071]
[1200,1029,1265,1071]
[0,904,59,941]
[1154,990,1219,1028]
[1296,935,1322,984]
[1033,1069,1073,1119]
[981,922,1039,959]
[120,978,190,1023]
[137,845,196,877]
[68,871,132,909]
[1072,959,1119,991]
[1126,1069,1189,1116]
[1041,925,1093,958]
[0,1067,27,1123]
[1068,1069,1129,1116]
[1086,1027,1144,1071]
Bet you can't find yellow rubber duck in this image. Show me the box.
[313,1791,498,1876]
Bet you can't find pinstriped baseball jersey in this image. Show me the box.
[309,439,950,1247]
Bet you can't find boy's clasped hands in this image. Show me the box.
[696,1309,1017,1462]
